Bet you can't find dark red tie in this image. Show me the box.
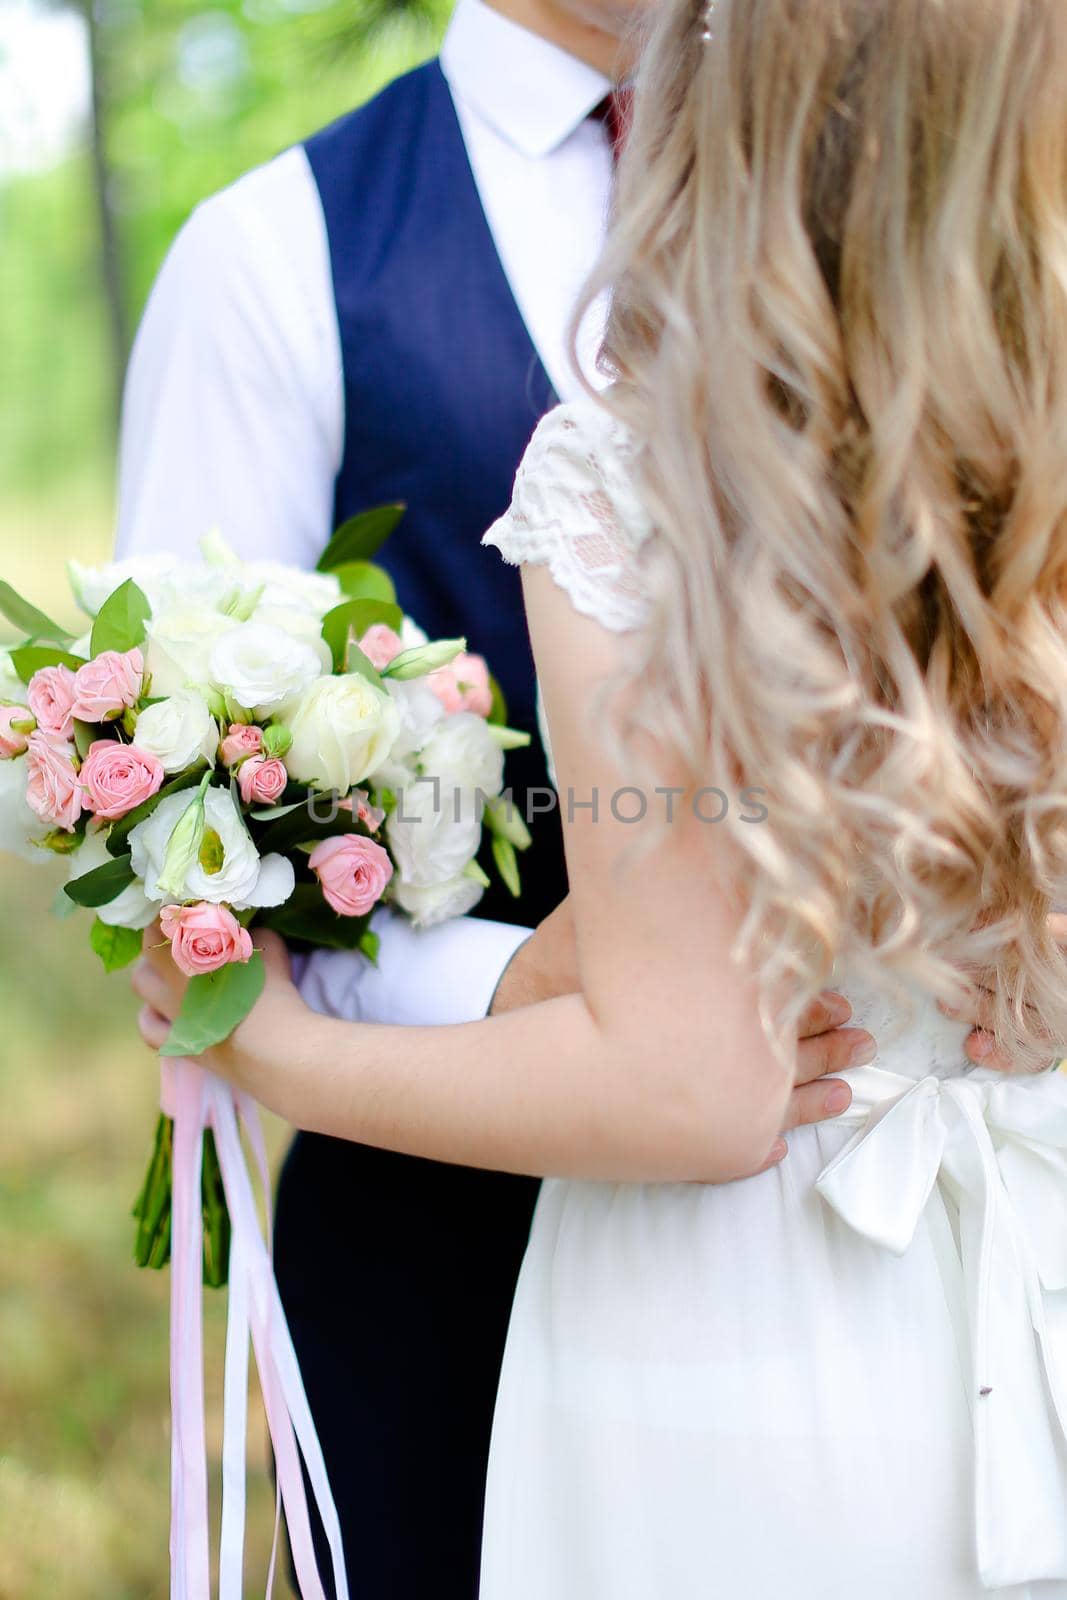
[591,85,635,165]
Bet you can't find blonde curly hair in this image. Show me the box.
[580,0,1067,1066]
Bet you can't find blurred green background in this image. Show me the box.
[0,1,447,1592]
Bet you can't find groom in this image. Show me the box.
[115,0,874,1592]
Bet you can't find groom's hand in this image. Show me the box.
[491,899,874,1172]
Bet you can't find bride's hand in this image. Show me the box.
[131,922,302,1100]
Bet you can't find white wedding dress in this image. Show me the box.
[478,397,1067,1600]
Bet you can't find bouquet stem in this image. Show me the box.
[132,1113,231,1286]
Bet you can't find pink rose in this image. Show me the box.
[0,704,32,758]
[220,722,263,766]
[358,625,404,670]
[160,902,254,977]
[71,648,144,722]
[337,787,386,831]
[426,652,493,718]
[25,731,83,831]
[79,739,164,820]
[27,665,77,739]
[237,754,288,805]
[309,833,393,917]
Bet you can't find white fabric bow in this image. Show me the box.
[815,1063,1067,1589]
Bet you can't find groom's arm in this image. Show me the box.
[114,147,536,1027]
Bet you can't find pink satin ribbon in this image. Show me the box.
[161,1057,350,1600]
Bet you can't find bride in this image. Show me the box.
[133,0,1067,1593]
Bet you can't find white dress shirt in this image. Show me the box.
[114,0,612,1027]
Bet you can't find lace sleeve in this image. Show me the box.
[482,397,653,635]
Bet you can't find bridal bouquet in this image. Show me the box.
[0,508,531,1284]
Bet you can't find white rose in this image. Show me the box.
[385,679,444,762]
[145,606,238,698]
[67,553,179,617]
[285,673,400,792]
[129,786,294,909]
[391,872,484,928]
[153,566,243,616]
[133,690,219,773]
[245,563,342,619]
[69,827,158,928]
[0,756,51,863]
[418,712,504,801]
[209,621,324,715]
[247,604,333,679]
[386,778,483,888]
[197,533,340,619]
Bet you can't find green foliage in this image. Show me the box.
[65,853,137,909]
[89,579,151,656]
[9,644,87,682]
[72,718,98,761]
[0,581,72,644]
[316,504,406,571]
[321,596,403,670]
[259,883,371,950]
[253,793,366,856]
[89,919,143,973]
[159,951,266,1058]
[487,673,508,726]
[335,561,399,604]
[343,641,385,689]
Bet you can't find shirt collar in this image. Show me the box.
[440,0,612,160]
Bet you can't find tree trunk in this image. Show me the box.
[83,0,129,425]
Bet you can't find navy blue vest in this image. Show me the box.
[305,61,566,926]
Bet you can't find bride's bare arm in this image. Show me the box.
[133,566,795,1184]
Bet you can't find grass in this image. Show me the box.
[0,507,290,1596]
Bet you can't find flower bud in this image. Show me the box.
[155,772,211,902]
[486,724,531,751]
[484,793,532,850]
[262,723,292,760]
[381,638,467,681]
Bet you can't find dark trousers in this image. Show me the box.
[274,1130,540,1598]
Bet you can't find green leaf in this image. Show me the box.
[159,952,266,1058]
[321,598,403,672]
[342,643,384,690]
[358,928,380,964]
[106,767,207,857]
[334,562,398,605]
[0,581,72,644]
[133,1114,173,1270]
[259,886,371,950]
[9,644,86,683]
[89,919,143,973]
[90,579,151,657]
[254,792,365,856]
[492,835,522,898]
[201,1130,231,1289]
[72,718,99,761]
[487,674,508,727]
[65,854,137,908]
[316,505,406,572]
[248,800,306,822]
